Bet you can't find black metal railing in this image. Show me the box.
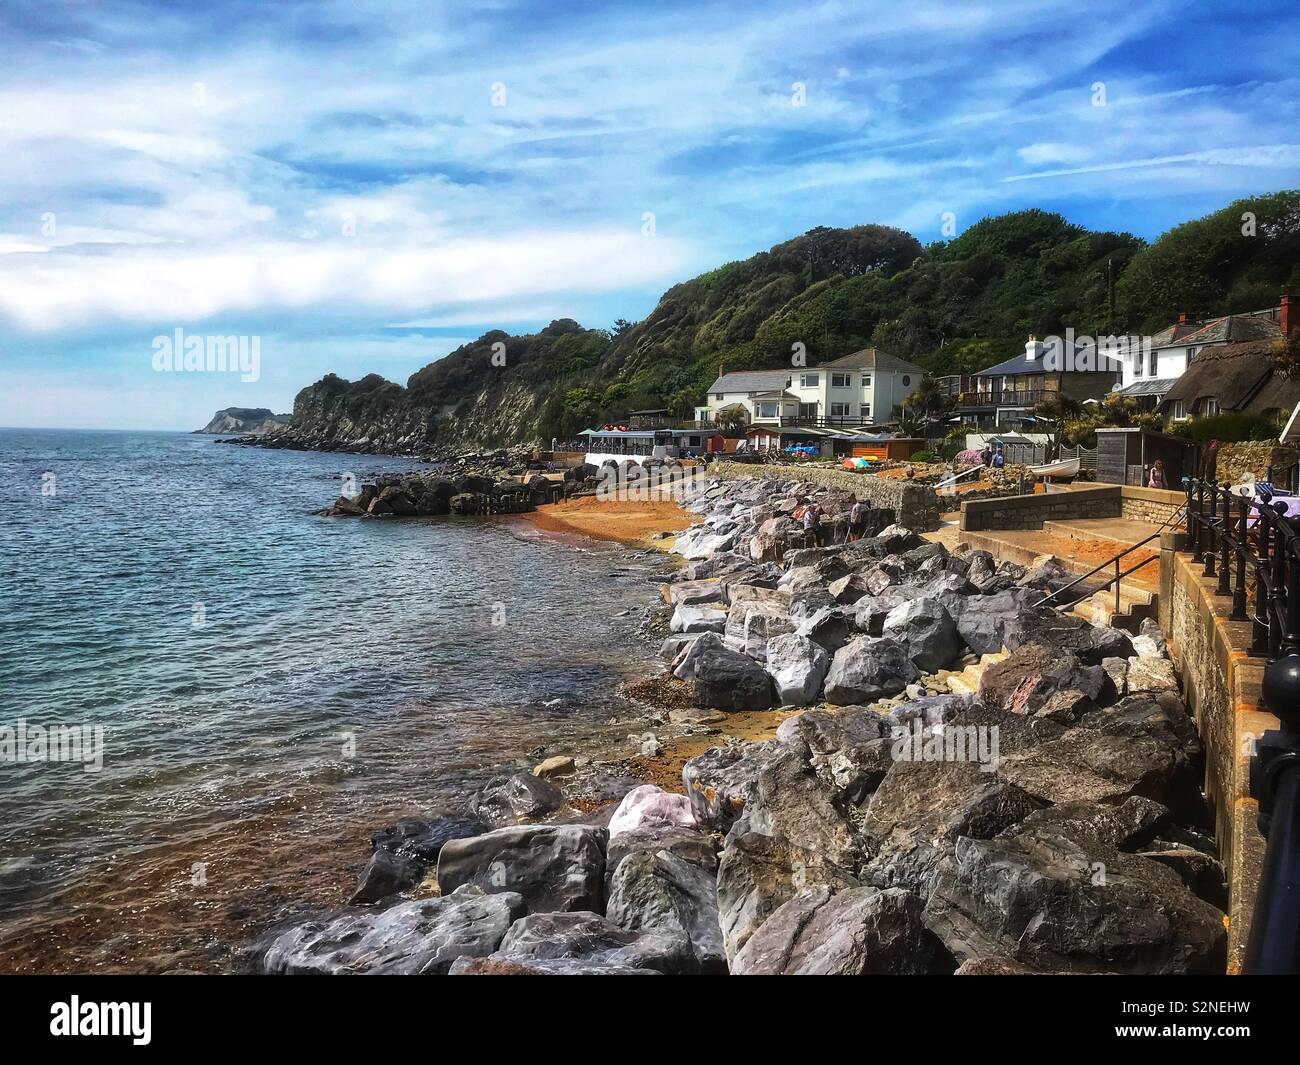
[1184,478,1300,659]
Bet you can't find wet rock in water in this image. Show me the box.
[716,831,860,962]
[731,885,942,976]
[680,639,776,711]
[261,885,525,975]
[533,755,575,778]
[764,633,831,705]
[922,823,1227,974]
[682,742,778,831]
[606,847,726,973]
[978,644,1106,721]
[349,847,425,905]
[472,771,564,826]
[436,825,607,914]
[881,597,961,674]
[607,784,695,837]
[476,911,696,974]
[994,727,1203,823]
[823,636,919,705]
[372,816,486,865]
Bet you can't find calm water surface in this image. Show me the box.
[0,429,660,972]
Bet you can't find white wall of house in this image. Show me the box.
[1118,342,1197,390]
[701,365,920,422]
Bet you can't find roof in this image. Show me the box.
[1113,378,1179,397]
[1159,339,1297,413]
[1172,314,1282,348]
[821,348,924,374]
[975,341,1120,378]
[705,369,791,393]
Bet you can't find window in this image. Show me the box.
[757,401,779,418]
[830,402,850,417]
[798,402,818,418]
[1200,397,1219,417]
[799,373,820,388]
[862,373,872,388]
[1171,400,1187,420]
[831,372,852,388]
[1134,350,1143,377]
[860,403,872,418]
[1148,350,1158,377]
[902,375,911,387]
[714,393,723,400]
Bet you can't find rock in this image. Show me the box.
[671,630,723,681]
[776,706,892,804]
[922,824,1227,974]
[450,956,658,975]
[1126,656,1179,694]
[764,633,831,705]
[823,636,919,705]
[1012,796,1171,851]
[1137,843,1229,910]
[606,824,718,879]
[1002,611,1135,665]
[827,572,874,605]
[852,589,912,636]
[660,634,699,661]
[436,825,607,914]
[794,606,858,652]
[607,785,695,837]
[481,911,696,974]
[945,587,1035,655]
[682,639,776,711]
[881,597,961,674]
[994,727,1202,822]
[1101,656,1128,698]
[1019,553,1070,589]
[472,771,565,826]
[261,886,525,975]
[662,579,726,607]
[731,885,940,975]
[715,832,860,961]
[749,516,802,563]
[977,644,1105,721]
[1078,692,1201,759]
[371,816,486,865]
[876,524,920,552]
[533,756,575,778]
[606,848,726,973]
[670,602,727,634]
[682,742,778,831]
[1133,618,1169,658]
[348,847,425,905]
[723,599,794,661]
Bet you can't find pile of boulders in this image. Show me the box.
[261,473,1226,976]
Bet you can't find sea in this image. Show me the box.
[0,428,662,973]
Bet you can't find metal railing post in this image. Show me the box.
[1186,479,1198,557]
[1256,507,1272,653]
[1114,556,1121,617]
[1233,495,1249,620]
[1218,486,1233,596]
[1204,483,1217,578]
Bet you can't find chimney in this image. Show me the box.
[1282,295,1296,337]
[1024,335,1042,361]
[1178,312,1188,324]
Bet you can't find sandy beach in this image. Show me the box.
[518,493,697,549]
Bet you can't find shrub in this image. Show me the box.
[1168,411,1281,445]
[910,450,938,463]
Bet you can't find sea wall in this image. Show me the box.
[1158,532,1272,973]
[708,462,941,530]
[1119,485,1185,525]
[960,485,1120,531]
[1217,441,1299,482]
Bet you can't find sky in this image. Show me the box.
[2,0,1299,430]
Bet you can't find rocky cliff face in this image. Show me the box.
[196,407,292,435]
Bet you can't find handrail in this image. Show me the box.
[1033,505,1185,611]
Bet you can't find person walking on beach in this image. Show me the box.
[1148,459,1166,489]
[848,499,866,541]
[802,503,822,548]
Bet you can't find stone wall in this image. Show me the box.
[708,462,941,531]
[1158,534,1272,974]
[1119,485,1185,525]
[959,485,1121,531]
[1217,441,1299,482]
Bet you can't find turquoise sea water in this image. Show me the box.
[0,429,657,972]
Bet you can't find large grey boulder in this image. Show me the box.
[823,636,919,705]
[776,705,892,804]
[765,633,831,704]
[478,911,697,974]
[606,848,726,973]
[731,885,941,975]
[723,599,794,661]
[682,742,778,831]
[349,847,425,905]
[944,587,1035,655]
[436,824,607,914]
[670,602,727,634]
[922,823,1227,974]
[472,771,564,826]
[1002,611,1135,664]
[881,597,962,674]
[261,886,525,975]
[794,605,858,652]
[852,588,913,635]
[681,639,776,710]
[715,832,859,962]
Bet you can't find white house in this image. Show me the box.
[697,348,924,426]
[1112,302,1290,415]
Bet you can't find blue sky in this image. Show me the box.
[2,0,1298,429]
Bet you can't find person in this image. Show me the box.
[981,445,992,467]
[802,503,822,548]
[991,446,1005,470]
[848,499,866,541]
[1148,459,1166,489]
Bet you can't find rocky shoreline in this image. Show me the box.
[256,473,1227,976]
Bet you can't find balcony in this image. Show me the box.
[956,390,1047,408]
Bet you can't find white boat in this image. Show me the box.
[1028,456,1080,477]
